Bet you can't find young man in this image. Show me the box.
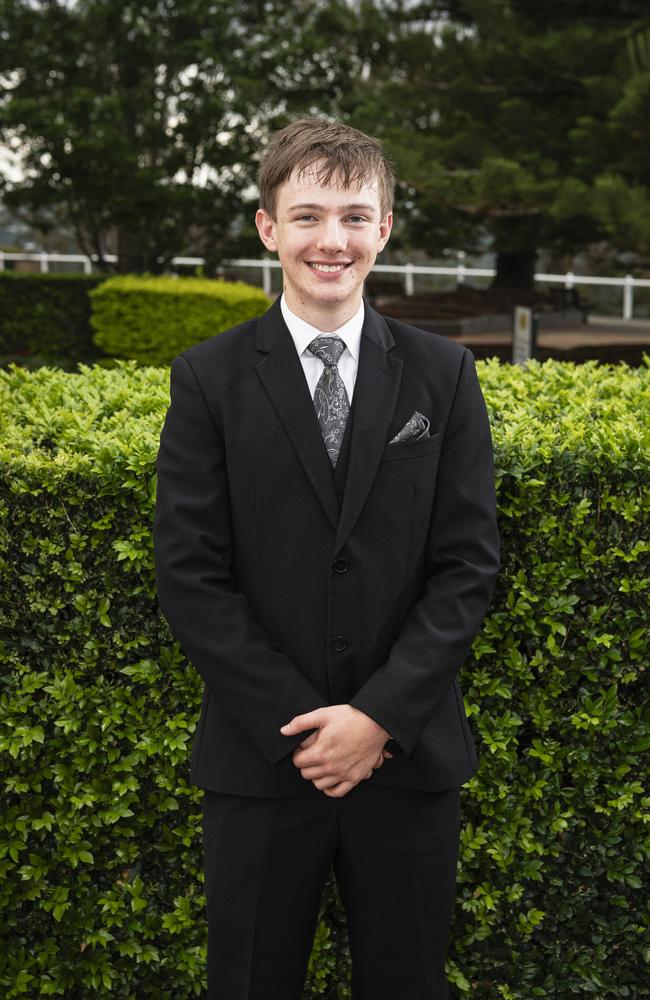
[153,118,499,999]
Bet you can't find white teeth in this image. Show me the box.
[309,263,348,272]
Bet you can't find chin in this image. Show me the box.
[308,281,360,301]
[315,292,352,309]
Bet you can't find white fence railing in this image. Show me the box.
[2,251,650,320]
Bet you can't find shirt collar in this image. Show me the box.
[280,294,364,363]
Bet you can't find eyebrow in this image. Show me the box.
[288,202,376,214]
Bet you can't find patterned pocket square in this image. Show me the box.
[389,411,430,444]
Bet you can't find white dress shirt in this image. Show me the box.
[280,294,364,404]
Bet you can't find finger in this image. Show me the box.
[322,781,354,798]
[292,748,325,768]
[299,766,333,781]
[312,775,342,790]
[280,710,325,736]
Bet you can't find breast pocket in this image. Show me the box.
[380,431,441,463]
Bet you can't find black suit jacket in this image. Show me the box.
[153,297,500,797]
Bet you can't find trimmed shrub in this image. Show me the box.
[0,272,107,366]
[0,358,647,999]
[90,275,271,366]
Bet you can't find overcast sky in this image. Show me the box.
[0,144,22,183]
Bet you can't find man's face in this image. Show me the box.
[255,164,392,321]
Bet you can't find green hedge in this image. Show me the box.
[0,358,648,999]
[89,275,271,366]
[0,272,106,366]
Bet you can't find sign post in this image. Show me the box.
[512,306,537,365]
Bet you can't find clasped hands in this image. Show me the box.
[280,704,394,798]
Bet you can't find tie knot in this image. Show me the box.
[308,336,346,366]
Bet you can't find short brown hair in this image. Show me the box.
[258,117,395,220]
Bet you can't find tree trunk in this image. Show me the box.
[491,247,538,290]
[116,226,164,274]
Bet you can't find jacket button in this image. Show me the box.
[333,557,348,574]
[331,635,348,653]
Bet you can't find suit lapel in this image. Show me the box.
[255,300,340,529]
[334,304,403,551]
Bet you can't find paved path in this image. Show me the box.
[444,315,650,362]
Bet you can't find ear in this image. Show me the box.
[377,211,393,253]
[256,208,278,252]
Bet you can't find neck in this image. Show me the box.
[283,289,362,333]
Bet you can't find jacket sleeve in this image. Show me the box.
[349,348,500,756]
[153,353,326,765]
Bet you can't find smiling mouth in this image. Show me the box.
[308,262,351,273]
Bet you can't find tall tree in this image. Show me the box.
[573,23,650,264]
[0,0,355,273]
[344,0,649,287]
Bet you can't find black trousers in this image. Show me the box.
[201,780,461,1000]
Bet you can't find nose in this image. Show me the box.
[315,218,347,253]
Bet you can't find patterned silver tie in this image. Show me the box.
[308,336,350,467]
